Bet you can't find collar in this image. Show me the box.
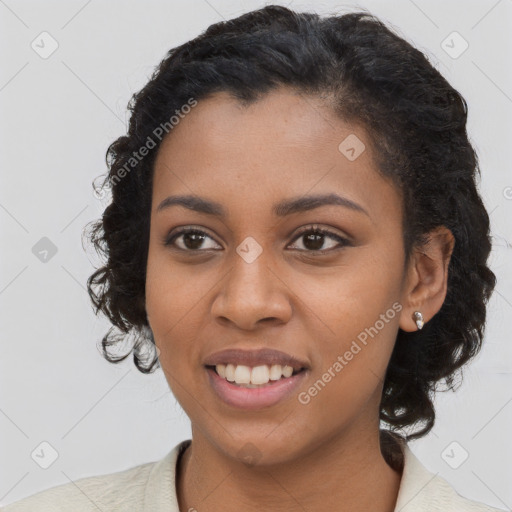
[393,437,440,511]
[143,439,190,511]
[142,438,442,512]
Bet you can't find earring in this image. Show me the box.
[412,311,424,330]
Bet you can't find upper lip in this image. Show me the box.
[203,348,309,371]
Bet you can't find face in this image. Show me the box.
[145,88,409,465]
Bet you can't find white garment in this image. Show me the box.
[1,439,507,511]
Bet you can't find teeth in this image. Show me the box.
[282,365,293,378]
[269,364,282,381]
[225,364,235,382]
[251,365,270,385]
[214,363,298,386]
[216,364,227,379]
[234,364,251,384]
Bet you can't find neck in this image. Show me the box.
[176,426,403,512]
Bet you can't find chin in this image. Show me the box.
[208,429,306,467]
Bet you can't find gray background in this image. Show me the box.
[1,0,511,508]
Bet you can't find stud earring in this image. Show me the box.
[412,311,424,330]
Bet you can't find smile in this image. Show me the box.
[205,365,308,410]
[211,363,303,386]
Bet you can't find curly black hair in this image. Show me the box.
[83,5,496,441]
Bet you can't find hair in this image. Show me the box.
[83,5,496,441]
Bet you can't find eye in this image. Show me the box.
[164,225,351,254]
[288,225,351,253]
[164,227,222,252]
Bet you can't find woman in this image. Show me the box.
[3,4,505,512]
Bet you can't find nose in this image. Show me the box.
[210,250,293,330]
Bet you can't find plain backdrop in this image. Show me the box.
[1,0,511,508]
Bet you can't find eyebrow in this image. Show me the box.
[156,193,369,218]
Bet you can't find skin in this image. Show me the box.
[145,88,454,512]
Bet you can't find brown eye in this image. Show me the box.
[165,228,222,251]
[289,227,350,253]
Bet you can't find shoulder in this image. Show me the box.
[396,439,509,512]
[427,473,508,512]
[1,458,156,512]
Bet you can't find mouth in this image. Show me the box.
[205,363,306,387]
[205,364,308,410]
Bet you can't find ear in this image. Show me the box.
[399,226,455,332]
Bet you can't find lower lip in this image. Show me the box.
[206,367,308,410]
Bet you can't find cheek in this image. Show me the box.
[145,249,205,363]
[295,297,400,431]
[292,247,403,402]
[293,248,403,341]
[146,240,216,319]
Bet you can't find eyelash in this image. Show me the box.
[164,225,351,254]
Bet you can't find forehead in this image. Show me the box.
[151,88,400,221]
